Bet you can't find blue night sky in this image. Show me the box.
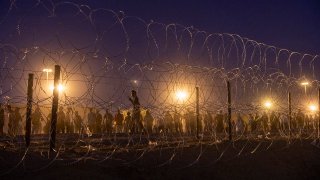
[86,0,320,55]
[0,0,319,54]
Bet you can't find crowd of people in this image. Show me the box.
[0,91,319,137]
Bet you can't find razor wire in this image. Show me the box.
[0,0,320,175]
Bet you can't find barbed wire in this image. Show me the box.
[0,0,320,176]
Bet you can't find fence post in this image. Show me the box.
[25,73,34,148]
[288,92,292,139]
[318,88,320,139]
[50,65,61,151]
[196,87,200,139]
[227,81,232,141]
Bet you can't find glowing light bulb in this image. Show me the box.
[43,68,52,73]
[49,84,65,92]
[264,100,272,109]
[176,90,188,101]
[309,104,317,112]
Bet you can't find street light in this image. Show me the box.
[175,90,188,102]
[43,68,52,85]
[49,84,65,93]
[264,100,272,109]
[308,104,317,112]
[301,81,309,94]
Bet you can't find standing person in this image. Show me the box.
[184,109,191,134]
[114,108,124,133]
[103,108,113,134]
[260,112,269,134]
[95,109,102,134]
[173,109,182,134]
[14,107,23,135]
[32,106,43,134]
[65,107,74,133]
[248,113,255,133]
[235,113,244,135]
[203,110,213,133]
[43,112,51,134]
[186,109,196,135]
[87,108,96,134]
[7,105,15,136]
[164,111,173,133]
[270,112,280,134]
[123,112,132,133]
[129,90,145,133]
[144,109,154,134]
[215,110,224,134]
[295,109,304,132]
[74,111,83,134]
[0,103,4,135]
[57,107,66,133]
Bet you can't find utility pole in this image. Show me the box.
[25,73,34,148]
[49,65,61,151]
[227,81,232,141]
[288,92,292,139]
[196,87,200,139]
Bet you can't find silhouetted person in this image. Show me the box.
[95,109,102,133]
[173,109,182,133]
[103,108,113,134]
[305,114,312,130]
[57,107,66,133]
[0,103,5,135]
[87,108,96,134]
[124,112,132,133]
[114,108,124,133]
[204,110,213,132]
[14,107,23,135]
[215,110,224,133]
[235,113,244,135]
[129,90,145,133]
[270,112,280,134]
[43,112,51,134]
[248,113,257,133]
[74,111,83,134]
[185,109,196,135]
[65,108,74,133]
[295,109,304,131]
[7,105,15,136]
[32,106,43,134]
[144,109,154,134]
[164,111,173,133]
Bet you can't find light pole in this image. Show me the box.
[263,99,273,135]
[264,100,272,110]
[175,90,188,103]
[43,68,53,86]
[301,81,309,94]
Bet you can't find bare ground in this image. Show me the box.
[0,138,320,180]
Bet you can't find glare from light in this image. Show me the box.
[175,90,188,101]
[43,68,52,73]
[308,104,317,112]
[264,100,272,109]
[50,84,65,92]
[301,81,309,94]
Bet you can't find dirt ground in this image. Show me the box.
[1,139,320,180]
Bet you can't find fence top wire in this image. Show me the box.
[0,0,320,175]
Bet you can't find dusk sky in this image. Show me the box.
[0,0,319,102]
[86,0,320,55]
[0,0,319,54]
[2,3,320,179]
